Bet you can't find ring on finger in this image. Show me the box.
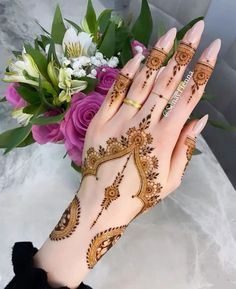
[151,91,169,102]
[123,98,142,109]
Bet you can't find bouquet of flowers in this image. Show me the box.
[0,0,232,172]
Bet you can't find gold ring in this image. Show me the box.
[151,91,169,102]
[123,98,142,109]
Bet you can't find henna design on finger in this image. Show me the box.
[109,73,132,106]
[86,226,127,269]
[82,105,162,216]
[187,61,214,103]
[90,154,132,228]
[182,136,196,179]
[143,48,167,88]
[167,42,195,86]
[50,195,81,241]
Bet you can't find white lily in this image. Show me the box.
[4,53,40,86]
[62,27,96,59]
[11,108,33,126]
[58,68,87,103]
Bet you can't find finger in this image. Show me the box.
[138,20,205,123]
[98,53,144,122]
[117,27,177,118]
[161,38,221,146]
[164,115,208,197]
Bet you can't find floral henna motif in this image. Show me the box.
[182,136,196,179]
[82,106,162,216]
[188,61,214,103]
[109,73,131,106]
[90,154,132,228]
[143,48,167,88]
[167,42,195,86]
[86,226,127,269]
[50,195,81,241]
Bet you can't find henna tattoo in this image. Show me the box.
[143,48,167,88]
[187,61,214,103]
[109,73,131,106]
[167,42,195,86]
[90,154,132,228]
[86,226,127,269]
[182,136,196,179]
[82,106,162,216]
[49,195,80,241]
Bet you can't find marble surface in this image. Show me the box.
[0,1,236,289]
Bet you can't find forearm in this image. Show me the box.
[33,172,141,289]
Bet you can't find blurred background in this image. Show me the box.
[0,1,236,289]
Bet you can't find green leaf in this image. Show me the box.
[120,37,133,66]
[0,97,7,102]
[131,0,153,46]
[157,22,167,38]
[98,22,116,58]
[85,0,97,34]
[115,26,131,53]
[193,148,202,155]
[24,44,48,80]
[23,104,46,115]
[17,132,35,147]
[208,119,236,131]
[35,20,50,35]
[51,5,66,44]
[17,85,41,105]
[79,76,97,94]
[47,39,60,66]
[176,17,204,41]
[98,9,112,34]
[71,161,82,173]
[0,124,32,154]
[65,19,82,32]
[41,35,51,49]
[30,112,65,125]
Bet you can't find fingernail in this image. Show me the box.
[200,39,221,62]
[192,114,208,135]
[157,27,177,48]
[122,53,144,76]
[184,20,204,43]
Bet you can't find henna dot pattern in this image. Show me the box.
[50,195,81,241]
[109,73,132,106]
[82,106,162,216]
[86,226,127,269]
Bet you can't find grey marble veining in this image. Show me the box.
[0,1,236,289]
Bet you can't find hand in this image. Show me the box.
[34,20,221,288]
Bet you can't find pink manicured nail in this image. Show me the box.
[157,27,177,48]
[192,114,209,135]
[184,20,205,43]
[200,39,221,62]
[122,53,144,76]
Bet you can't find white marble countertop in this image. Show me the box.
[0,1,236,288]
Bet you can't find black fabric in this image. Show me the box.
[4,242,93,289]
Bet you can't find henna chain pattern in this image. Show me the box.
[49,195,80,241]
[182,136,196,179]
[82,106,162,216]
[90,154,132,228]
[167,42,196,86]
[109,73,132,106]
[143,48,167,88]
[86,226,127,269]
[188,61,214,103]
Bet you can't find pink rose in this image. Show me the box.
[60,91,104,166]
[131,40,148,56]
[32,110,64,144]
[95,66,119,95]
[5,83,27,108]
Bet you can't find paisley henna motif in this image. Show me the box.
[82,106,162,215]
[167,42,195,86]
[109,73,131,106]
[182,136,196,179]
[143,48,167,88]
[188,61,214,103]
[50,195,81,241]
[90,154,132,228]
[86,226,127,269]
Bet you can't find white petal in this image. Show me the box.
[77,32,93,55]
[63,27,79,52]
